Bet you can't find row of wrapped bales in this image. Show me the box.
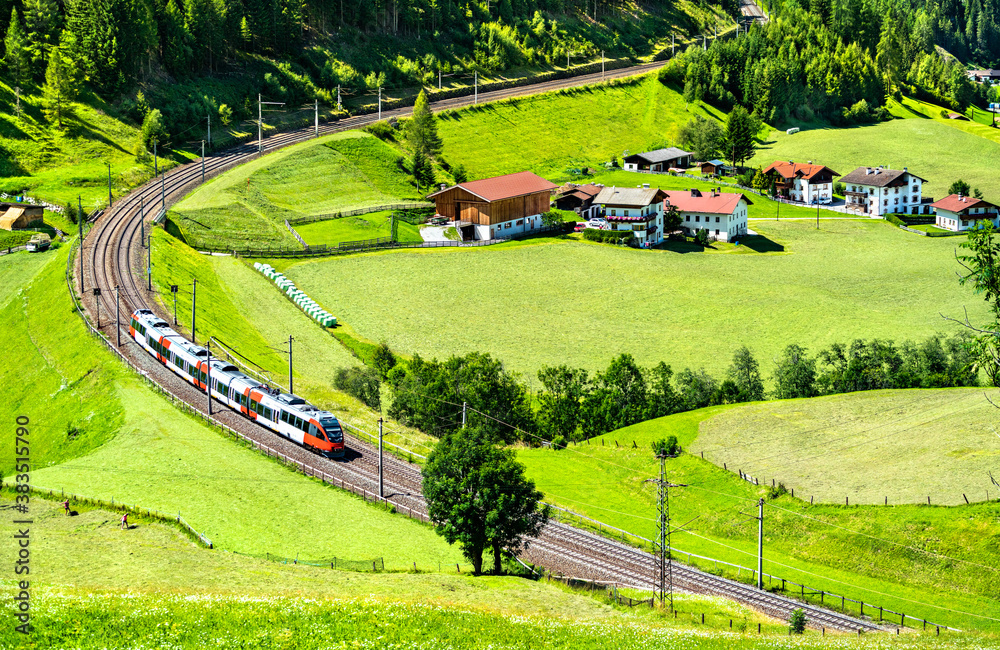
[253,262,337,327]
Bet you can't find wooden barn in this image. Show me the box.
[0,203,44,231]
[428,171,558,241]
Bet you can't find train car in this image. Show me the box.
[130,309,344,458]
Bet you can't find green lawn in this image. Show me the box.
[171,131,425,249]
[282,219,988,381]
[437,74,725,181]
[295,210,423,246]
[749,102,1000,204]
[908,223,956,234]
[518,407,1000,633]
[692,388,1000,505]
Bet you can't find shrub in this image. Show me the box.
[333,366,381,411]
[651,435,680,457]
[371,342,397,380]
[364,120,395,141]
[884,214,905,227]
[582,229,634,245]
[789,608,807,634]
[694,229,709,246]
[766,482,789,500]
[551,435,567,450]
[218,104,233,126]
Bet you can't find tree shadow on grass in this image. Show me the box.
[738,235,784,252]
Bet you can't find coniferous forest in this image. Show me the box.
[0,0,999,134]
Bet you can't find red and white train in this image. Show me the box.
[130,309,344,458]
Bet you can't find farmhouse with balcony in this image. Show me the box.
[553,182,603,219]
[428,171,558,241]
[594,185,667,247]
[763,161,839,204]
[838,166,931,217]
[664,188,753,243]
[0,203,44,231]
[623,147,693,172]
[931,194,1000,232]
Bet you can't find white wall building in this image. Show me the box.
[593,185,667,247]
[763,161,839,205]
[665,188,753,242]
[931,194,1000,231]
[838,166,930,217]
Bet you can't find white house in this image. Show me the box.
[838,166,930,217]
[931,194,1000,232]
[763,161,839,205]
[664,188,753,242]
[593,185,667,247]
[623,147,693,172]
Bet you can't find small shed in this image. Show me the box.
[699,159,733,176]
[0,203,44,231]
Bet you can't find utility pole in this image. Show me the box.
[671,34,675,57]
[93,288,102,328]
[107,162,113,208]
[258,93,263,153]
[314,99,319,138]
[153,140,158,177]
[462,402,467,428]
[378,418,384,498]
[171,285,179,324]
[287,335,294,394]
[77,196,84,294]
[378,86,382,121]
[474,71,478,105]
[115,285,120,346]
[201,141,206,184]
[816,203,820,229]
[646,450,686,612]
[206,342,213,415]
[757,498,765,590]
[14,86,20,118]
[337,85,341,112]
[191,278,197,344]
[160,173,166,214]
[207,114,211,147]
[438,69,442,89]
[602,50,605,80]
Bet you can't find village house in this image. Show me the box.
[763,161,839,204]
[553,182,603,219]
[837,166,931,217]
[967,69,1000,84]
[428,171,558,241]
[665,188,753,243]
[699,159,734,177]
[593,185,667,247]
[622,147,693,172]
[931,194,1000,232]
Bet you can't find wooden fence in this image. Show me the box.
[287,203,434,226]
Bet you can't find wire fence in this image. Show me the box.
[287,203,434,226]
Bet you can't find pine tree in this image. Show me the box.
[3,8,32,87]
[406,89,443,157]
[723,105,756,168]
[23,0,61,73]
[162,0,194,75]
[42,47,78,128]
[411,149,435,191]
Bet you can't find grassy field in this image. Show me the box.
[283,219,988,380]
[518,408,1000,633]
[6,503,987,649]
[170,131,425,249]
[437,74,725,181]
[295,210,423,246]
[749,99,1000,203]
[0,80,185,212]
[692,389,1000,505]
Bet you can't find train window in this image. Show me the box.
[263,407,272,420]
[249,399,258,411]
[294,417,304,430]
[279,411,288,423]
[256,402,264,415]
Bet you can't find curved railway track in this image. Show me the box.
[78,62,881,633]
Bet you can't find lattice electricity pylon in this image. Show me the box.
[645,452,687,611]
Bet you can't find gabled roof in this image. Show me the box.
[838,166,928,187]
[594,186,666,207]
[701,159,729,167]
[931,194,999,213]
[625,147,693,164]
[556,183,602,200]
[428,171,558,202]
[663,189,753,214]
[763,161,839,180]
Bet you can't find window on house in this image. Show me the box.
[883,189,888,195]
[716,216,720,223]
[715,229,720,235]
[695,215,700,222]
[610,209,616,216]
[685,215,690,222]
[884,200,888,206]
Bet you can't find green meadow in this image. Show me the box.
[283,219,988,380]
[295,210,424,246]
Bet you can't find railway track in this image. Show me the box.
[78,62,880,633]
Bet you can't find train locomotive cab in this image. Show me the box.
[318,413,345,458]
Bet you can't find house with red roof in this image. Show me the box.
[428,171,558,241]
[664,188,753,242]
[931,194,1000,232]
[762,160,839,205]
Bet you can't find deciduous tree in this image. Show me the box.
[772,344,818,399]
[424,426,549,575]
[537,365,589,441]
[727,346,765,402]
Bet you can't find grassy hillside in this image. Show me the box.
[692,388,1000,505]
[0,80,183,213]
[437,74,724,180]
[283,219,987,380]
[170,131,425,249]
[295,210,424,246]
[518,408,1000,633]
[749,98,1000,203]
